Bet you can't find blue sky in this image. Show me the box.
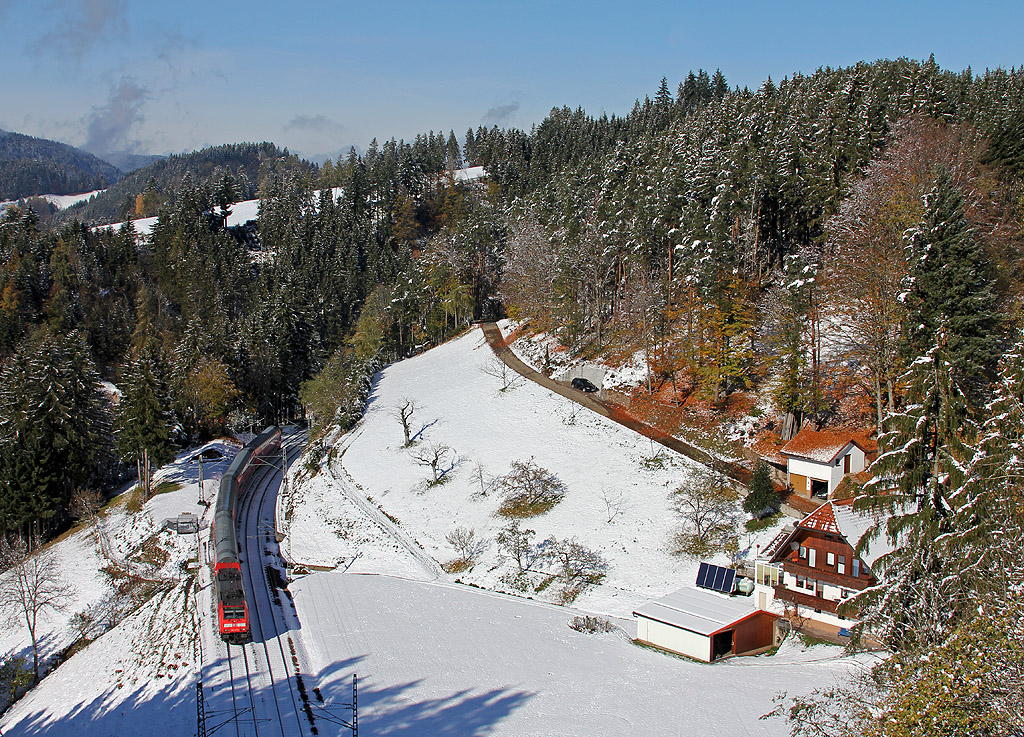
[1,0,1021,163]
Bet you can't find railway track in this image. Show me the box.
[219,428,309,737]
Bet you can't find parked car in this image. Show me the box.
[571,377,599,393]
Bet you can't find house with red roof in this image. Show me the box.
[753,500,892,640]
[780,427,874,500]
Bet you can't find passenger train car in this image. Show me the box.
[213,426,282,643]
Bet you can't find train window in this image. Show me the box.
[223,605,246,620]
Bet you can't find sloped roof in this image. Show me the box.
[832,501,894,569]
[797,501,842,534]
[780,427,867,464]
[766,500,894,570]
[633,587,770,636]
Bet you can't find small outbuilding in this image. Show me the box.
[780,427,873,500]
[633,586,779,662]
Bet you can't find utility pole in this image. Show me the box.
[198,453,205,505]
[196,680,207,737]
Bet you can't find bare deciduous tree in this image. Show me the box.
[480,355,523,392]
[545,536,608,590]
[496,520,535,574]
[445,527,485,563]
[470,461,489,497]
[393,398,417,447]
[671,466,740,558]
[69,488,104,525]
[495,458,567,517]
[410,441,454,484]
[600,486,627,524]
[0,541,74,681]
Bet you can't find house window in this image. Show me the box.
[827,552,835,566]
[808,548,816,567]
[756,562,780,587]
[796,576,814,592]
[799,545,807,559]
[852,559,861,577]
[838,555,846,575]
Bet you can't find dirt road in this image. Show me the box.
[479,322,754,488]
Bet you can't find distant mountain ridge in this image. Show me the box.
[0,130,121,200]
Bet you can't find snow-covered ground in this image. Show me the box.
[0,189,104,213]
[282,324,786,619]
[294,573,863,736]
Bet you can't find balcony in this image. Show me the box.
[774,584,840,614]
[783,559,870,590]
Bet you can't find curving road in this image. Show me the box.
[478,322,753,486]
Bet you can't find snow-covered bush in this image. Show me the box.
[496,458,566,518]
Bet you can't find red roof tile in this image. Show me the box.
[796,501,841,535]
[780,427,868,464]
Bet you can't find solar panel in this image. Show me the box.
[695,562,736,594]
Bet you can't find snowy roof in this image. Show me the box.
[780,427,868,464]
[832,501,894,569]
[768,501,894,570]
[633,587,768,636]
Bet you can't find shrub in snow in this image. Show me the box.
[444,526,486,572]
[496,458,566,518]
[569,615,615,634]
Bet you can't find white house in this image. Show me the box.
[780,427,872,500]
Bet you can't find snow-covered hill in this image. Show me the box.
[0,189,104,213]
[274,328,866,734]
[281,324,784,617]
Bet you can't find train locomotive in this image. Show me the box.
[213,426,282,644]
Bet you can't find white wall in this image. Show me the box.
[848,446,866,473]
[788,451,849,495]
[636,617,712,662]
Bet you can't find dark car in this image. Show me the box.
[571,377,599,393]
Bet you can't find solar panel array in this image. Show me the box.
[696,562,736,594]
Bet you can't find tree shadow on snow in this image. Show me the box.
[2,651,532,737]
[0,680,195,736]
[315,660,534,737]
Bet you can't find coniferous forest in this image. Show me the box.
[2,57,1024,732]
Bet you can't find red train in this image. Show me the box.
[212,426,282,643]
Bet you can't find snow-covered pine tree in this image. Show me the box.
[0,333,108,541]
[855,339,976,652]
[899,168,1004,409]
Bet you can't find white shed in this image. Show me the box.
[633,587,778,662]
[780,427,871,499]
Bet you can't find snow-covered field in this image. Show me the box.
[0,189,104,213]
[283,324,786,618]
[294,573,862,736]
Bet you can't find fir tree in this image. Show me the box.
[742,461,776,517]
[856,340,975,652]
[899,169,1004,408]
[0,333,108,540]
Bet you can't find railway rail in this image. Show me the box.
[215,428,309,737]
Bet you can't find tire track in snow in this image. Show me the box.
[328,432,446,581]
